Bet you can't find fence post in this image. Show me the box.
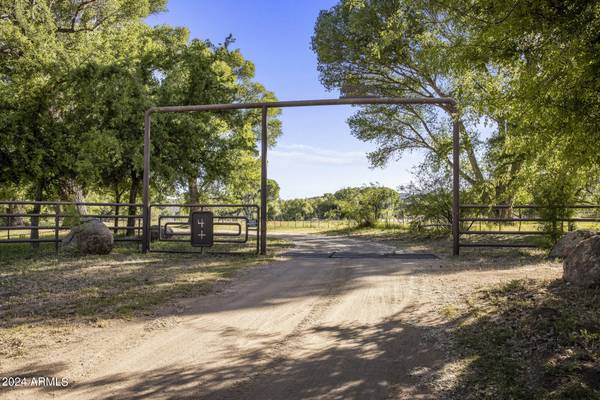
[54,204,60,255]
[259,105,268,255]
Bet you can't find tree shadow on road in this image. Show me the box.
[1,310,456,399]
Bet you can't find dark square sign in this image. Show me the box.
[191,211,214,247]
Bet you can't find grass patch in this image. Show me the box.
[323,223,408,238]
[322,224,548,259]
[0,237,291,358]
[444,279,600,399]
[440,304,460,320]
[268,220,359,233]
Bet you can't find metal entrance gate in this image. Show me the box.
[148,204,260,255]
[142,96,460,256]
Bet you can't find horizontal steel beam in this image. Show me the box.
[147,97,456,115]
[0,214,142,218]
[461,217,600,222]
[0,237,141,244]
[0,238,60,243]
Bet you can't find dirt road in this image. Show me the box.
[1,233,560,399]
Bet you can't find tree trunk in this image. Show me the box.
[188,176,199,204]
[59,179,88,216]
[58,179,88,227]
[72,183,87,216]
[126,173,141,237]
[494,158,523,218]
[494,187,514,219]
[459,124,485,184]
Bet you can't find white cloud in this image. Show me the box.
[270,144,366,166]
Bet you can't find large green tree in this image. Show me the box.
[448,0,599,196]
[67,22,187,231]
[313,0,599,211]
[441,0,599,165]
[0,0,167,239]
[0,1,281,242]
[312,0,490,193]
[155,37,281,205]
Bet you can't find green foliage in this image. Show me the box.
[441,0,600,207]
[155,37,279,202]
[402,166,453,232]
[336,185,400,227]
[278,185,400,227]
[280,198,315,221]
[443,0,599,167]
[0,0,167,198]
[0,1,280,207]
[312,0,600,214]
[528,161,582,242]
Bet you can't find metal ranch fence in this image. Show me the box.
[3,200,600,255]
[459,204,600,248]
[0,201,260,255]
[0,200,143,253]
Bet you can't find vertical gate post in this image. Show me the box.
[142,110,151,253]
[452,115,460,256]
[260,106,268,255]
[54,204,60,255]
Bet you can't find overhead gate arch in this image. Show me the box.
[142,97,461,255]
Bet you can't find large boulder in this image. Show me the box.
[150,225,174,241]
[563,235,600,287]
[62,219,114,255]
[549,230,595,258]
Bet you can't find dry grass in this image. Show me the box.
[327,226,600,398]
[268,219,359,233]
[0,238,290,359]
[441,279,600,399]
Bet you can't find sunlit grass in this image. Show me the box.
[443,279,600,399]
[0,237,291,358]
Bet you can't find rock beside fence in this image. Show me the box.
[563,235,600,287]
[62,219,114,255]
[549,230,595,258]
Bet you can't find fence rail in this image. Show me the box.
[459,204,600,249]
[4,200,600,255]
[0,200,144,253]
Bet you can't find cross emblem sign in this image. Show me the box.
[191,211,214,247]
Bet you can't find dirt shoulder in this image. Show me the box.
[436,278,600,399]
[0,239,290,362]
[330,229,599,399]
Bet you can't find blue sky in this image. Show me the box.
[147,0,424,199]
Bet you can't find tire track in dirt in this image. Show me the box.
[3,233,451,400]
[207,262,354,399]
